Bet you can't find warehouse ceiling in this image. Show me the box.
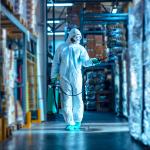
[47,0,130,39]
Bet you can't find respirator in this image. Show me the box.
[70,34,82,43]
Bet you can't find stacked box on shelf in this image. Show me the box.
[13,0,27,24]
[87,35,106,59]
[26,0,33,30]
[67,4,81,26]
[29,0,38,33]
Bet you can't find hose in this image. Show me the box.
[51,83,83,97]
[50,59,102,97]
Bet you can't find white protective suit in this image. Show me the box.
[51,28,91,125]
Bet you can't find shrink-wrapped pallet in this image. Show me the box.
[122,59,128,117]
[141,0,150,146]
[1,29,17,125]
[128,1,143,140]
[114,58,120,115]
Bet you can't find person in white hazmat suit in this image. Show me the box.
[51,28,98,131]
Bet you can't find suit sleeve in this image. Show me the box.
[80,46,92,67]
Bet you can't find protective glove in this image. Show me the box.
[91,58,100,64]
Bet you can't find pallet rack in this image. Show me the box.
[80,9,128,115]
[0,2,37,130]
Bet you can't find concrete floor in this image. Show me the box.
[0,112,148,150]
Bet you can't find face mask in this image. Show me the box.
[70,34,82,43]
[70,37,76,43]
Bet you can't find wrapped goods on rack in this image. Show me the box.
[1,29,16,125]
[4,51,16,125]
[122,59,128,117]
[0,29,7,116]
[85,70,106,110]
[107,22,127,115]
[1,32,6,117]
[83,64,113,111]
[128,1,143,140]
[141,0,150,145]
[0,47,3,90]
[114,58,120,115]
[107,26,126,55]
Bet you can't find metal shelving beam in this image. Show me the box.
[83,21,127,25]
[22,33,27,116]
[84,13,128,17]
[84,17,127,21]
[83,30,105,35]
[47,18,66,22]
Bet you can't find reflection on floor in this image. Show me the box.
[0,112,147,150]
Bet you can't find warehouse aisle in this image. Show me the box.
[0,112,146,150]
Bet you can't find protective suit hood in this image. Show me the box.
[67,28,82,44]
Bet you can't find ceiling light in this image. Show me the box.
[47,3,73,7]
[47,20,60,24]
[47,27,51,31]
[112,8,117,14]
[47,32,65,36]
[112,5,117,14]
